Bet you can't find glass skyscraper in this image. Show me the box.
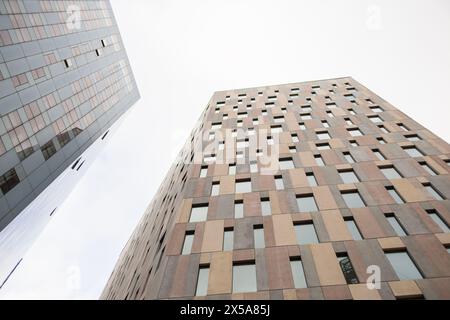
[0,0,139,288]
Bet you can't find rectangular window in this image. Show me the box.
[301,113,312,120]
[345,218,363,240]
[386,186,405,204]
[290,258,307,289]
[289,146,297,153]
[296,194,319,212]
[315,155,325,166]
[236,179,252,193]
[232,263,257,293]
[386,213,407,236]
[64,58,72,68]
[380,166,402,179]
[275,175,284,190]
[419,161,437,176]
[343,152,355,164]
[261,197,271,216]
[370,106,383,113]
[423,183,444,200]
[190,204,209,222]
[403,146,424,158]
[291,134,299,143]
[299,122,306,130]
[294,222,319,244]
[223,228,234,251]
[426,209,449,232]
[369,115,383,123]
[405,134,421,142]
[279,158,295,170]
[306,172,317,186]
[316,143,331,150]
[181,231,195,255]
[211,181,220,196]
[317,131,331,140]
[341,190,366,208]
[339,169,360,183]
[378,125,389,133]
[0,168,20,195]
[250,161,258,173]
[254,225,265,249]
[195,266,210,296]
[386,251,423,280]
[377,137,386,144]
[398,123,409,131]
[348,128,363,137]
[234,200,244,219]
[337,254,359,284]
[372,149,386,160]
[322,120,330,128]
[229,163,236,175]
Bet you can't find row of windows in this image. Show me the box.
[183,208,449,255]
[193,246,448,296]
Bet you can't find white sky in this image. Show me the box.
[1,0,449,299]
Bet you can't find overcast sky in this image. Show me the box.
[1,0,449,299]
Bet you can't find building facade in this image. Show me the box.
[102,77,450,300]
[0,0,139,288]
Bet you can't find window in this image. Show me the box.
[229,163,236,175]
[380,166,402,179]
[386,213,407,236]
[386,186,404,204]
[232,263,257,293]
[299,122,306,130]
[195,266,210,296]
[95,48,102,56]
[315,155,325,166]
[0,168,20,195]
[290,258,307,289]
[426,209,449,232]
[294,222,319,244]
[261,197,271,216]
[327,110,335,118]
[41,140,57,160]
[301,105,312,112]
[370,106,383,113]
[181,231,195,255]
[348,109,356,115]
[316,143,331,150]
[235,200,244,219]
[101,39,107,47]
[423,183,444,200]
[317,131,331,140]
[337,254,359,284]
[345,118,353,126]
[289,146,297,153]
[253,118,259,125]
[403,146,424,158]
[348,128,363,137]
[372,149,385,160]
[343,152,355,164]
[274,116,284,123]
[369,115,383,123]
[341,190,366,208]
[378,125,389,133]
[211,181,220,196]
[275,175,284,190]
[250,161,258,173]
[301,113,312,120]
[64,58,72,68]
[377,137,386,144]
[291,134,299,143]
[419,161,437,176]
[279,158,295,170]
[405,134,421,142]
[386,251,422,280]
[398,123,409,131]
[271,125,283,133]
[190,204,208,222]
[339,169,360,183]
[322,120,329,128]
[306,172,317,186]
[296,194,319,212]
[235,179,251,193]
[223,228,234,251]
[254,225,265,248]
[345,218,363,240]
[349,140,358,147]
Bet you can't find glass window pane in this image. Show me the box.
[339,170,359,183]
[403,147,423,157]
[424,184,444,200]
[195,267,210,296]
[338,255,359,284]
[190,204,208,222]
[290,260,307,289]
[181,232,195,255]
[344,152,355,164]
[279,158,295,170]
[380,166,402,179]
[254,227,265,248]
[387,216,407,236]
[345,219,363,240]
[223,229,234,251]
[341,191,366,208]
[261,198,271,216]
[211,183,220,196]
[315,155,325,166]
[275,176,284,190]
[296,195,318,212]
[306,173,317,186]
[236,180,252,193]
[386,252,422,280]
[235,202,244,219]
[233,264,257,293]
[427,210,450,232]
[420,162,436,176]
[294,223,319,244]
[387,187,404,204]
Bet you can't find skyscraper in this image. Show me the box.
[0,0,139,288]
[102,77,450,300]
